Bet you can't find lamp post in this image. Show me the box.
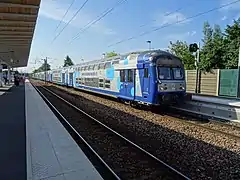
[147,40,151,50]
[102,53,106,59]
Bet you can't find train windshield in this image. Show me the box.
[157,67,184,80]
[172,67,184,80]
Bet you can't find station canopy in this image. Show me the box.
[0,0,41,68]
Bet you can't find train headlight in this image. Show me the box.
[179,86,185,90]
[158,85,167,91]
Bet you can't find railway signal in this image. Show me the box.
[189,43,199,53]
[189,42,201,93]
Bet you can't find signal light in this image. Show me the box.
[189,43,199,52]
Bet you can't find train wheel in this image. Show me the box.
[130,101,137,108]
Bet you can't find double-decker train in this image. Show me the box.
[32,49,186,106]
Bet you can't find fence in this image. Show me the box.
[185,69,240,98]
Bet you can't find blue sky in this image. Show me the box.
[21,0,240,72]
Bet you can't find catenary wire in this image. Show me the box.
[50,0,90,45]
[68,0,127,44]
[53,0,76,33]
[107,0,240,47]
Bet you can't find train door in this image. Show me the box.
[66,71,68,86]
[50,74,53,82]
[143,65,150,95]
[62,73,65,85]
[69,73,73,86]
[120,69,135,100]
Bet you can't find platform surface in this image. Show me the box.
[25,82,103,180]
[0,85,26,180]
[192,94,240,107]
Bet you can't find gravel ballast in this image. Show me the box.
[34,80,240,180]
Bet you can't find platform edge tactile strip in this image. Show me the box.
[25,82,103,180]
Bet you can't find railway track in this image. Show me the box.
[33,82,190,180]
[40,80,240,141]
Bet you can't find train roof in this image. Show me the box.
[73,49,179,65]
[47,49,182,72]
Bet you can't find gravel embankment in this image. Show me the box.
[33,80,240,180]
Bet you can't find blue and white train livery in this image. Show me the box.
[33,50,186,106]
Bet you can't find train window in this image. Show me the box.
[172,68,184,80]
[112,60,119,65]
[94,64,98,70]
[84,66,87,71]
[105,84,110,88]
[128,70,133,82]
[99,64,105,69]
[89,65,94,70]
[158,67,172,80]
[144,68,148,78]
[105,79,110,84]
[105,62,111,69]
[120,70,125,82]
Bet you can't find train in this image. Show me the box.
[32,49,187,106]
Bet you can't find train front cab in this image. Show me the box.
[153,58,186,105]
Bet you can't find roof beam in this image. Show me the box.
[0,40,31,43]
[0,44,30,46]
[0,44,31,47]
[0,38,31,40]
[0,27,34,30]
[0,42,31,44]
[0,13,37,18]
[0,2,39,9]
[0,31,33,35]
[0,40,30,42]
[0,35,32,38]
[0,20,35,25]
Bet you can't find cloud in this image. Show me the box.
[154,12,190,27]
[187,31,196,36]
[39,0,115,35]
[219,0,240,12]
[165,31,196,42]
[221,15,227,21]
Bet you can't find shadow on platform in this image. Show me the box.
[0,85,26,180]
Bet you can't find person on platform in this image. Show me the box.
[14,75,19,86]
[3,76,7,85]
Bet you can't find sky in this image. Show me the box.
[18,0,240,72]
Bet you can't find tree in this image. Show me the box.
[199,21,214,72]
[32,61,51,73]
[39,61,51,71]
[211,24,225,69]
[105,51,118,58]
[32,69,39,73]
[223,18,240,69]
[63,55,74,67]
[168,40,195,70]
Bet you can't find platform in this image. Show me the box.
[0,84,26,180]
[0,82,103,180]
[192,94,240,107]
[25,82,103,180]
